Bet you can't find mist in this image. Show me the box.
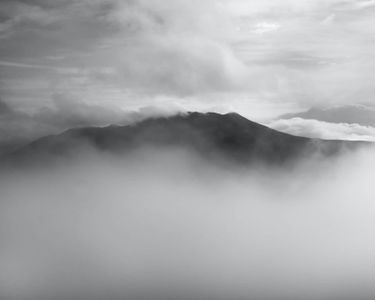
[1,145,375,300]
[1,1,375,299]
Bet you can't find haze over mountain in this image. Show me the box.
[6,112,367,168]
[1,112,375,300]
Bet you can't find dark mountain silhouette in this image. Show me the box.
[280,105,375,127]
[3,112,369,166]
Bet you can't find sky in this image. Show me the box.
[1,0,375,143]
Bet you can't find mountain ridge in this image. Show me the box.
[3,112,369,167]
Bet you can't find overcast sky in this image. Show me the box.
[0,0,375,141]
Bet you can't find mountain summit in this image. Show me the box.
[5,112,366,166]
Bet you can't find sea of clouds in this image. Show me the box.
[0,144,375,300]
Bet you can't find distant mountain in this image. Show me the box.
[280,104,375,127]
[4,112,368,167]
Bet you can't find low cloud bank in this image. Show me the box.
[268,117,375,141]
[0,145,375,300]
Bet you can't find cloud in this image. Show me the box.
[0,60,77,71]
[252,22,281,35]
[83,0,250,95]
[279,104,375,127]
[0,94,185,155]
[268,117,375,141]
[1,0,375,136]
[0,0,252,114]
[230,0,375,106]
[1,144,375,299]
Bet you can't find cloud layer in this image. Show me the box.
[268,117,375,141]
[1,145,375,300]
[1,1,375,101]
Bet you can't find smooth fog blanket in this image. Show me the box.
[0,146,375,300]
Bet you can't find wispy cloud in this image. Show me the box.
[0,60,72,71]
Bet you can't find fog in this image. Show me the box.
[1,145,375,300]
[2,1,375,299]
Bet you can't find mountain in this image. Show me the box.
[3,112,368,167]
[280,104,375,127]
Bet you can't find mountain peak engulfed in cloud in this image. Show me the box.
[6,112,367,167]
[2,2,375,300]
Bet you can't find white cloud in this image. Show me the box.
[268,117,375,141]
[252,22,281,35]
